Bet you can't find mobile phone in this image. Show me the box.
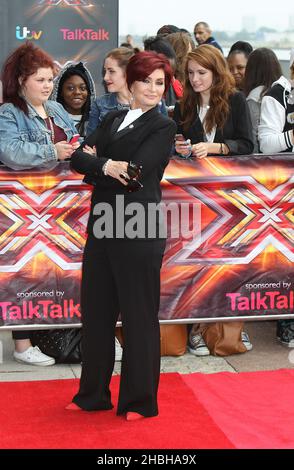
[69,134,80,144]
[175,133,185,141]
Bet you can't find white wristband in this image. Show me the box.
[102,159,112,175]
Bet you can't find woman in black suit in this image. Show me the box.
[68,51,176,420]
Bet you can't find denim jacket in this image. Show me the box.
[87,92,167,136]
[87,93,128,136]
[0,101,77,170]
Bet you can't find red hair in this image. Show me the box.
[180,45,235,133]
[126,51,172,94]
[1,41,54,114]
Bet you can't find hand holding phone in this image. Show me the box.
[175,134,191,150]
[69,134,80,144]
[175,133,192,159]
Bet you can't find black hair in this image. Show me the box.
[143,36,177,62]
[228,41,253,58]
[157,24,180,36]
[57,62,91,137]
[243,47,282,98]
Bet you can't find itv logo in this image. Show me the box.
[16,26,43,41]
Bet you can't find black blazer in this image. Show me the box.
[72,106,176,202]
[71,107,176,236]
[173,91,254,155]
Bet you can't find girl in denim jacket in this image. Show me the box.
[0,42,78,365]
[0,42,78,171]
[87,47,167,136]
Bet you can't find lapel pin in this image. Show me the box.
[129,124,134,128]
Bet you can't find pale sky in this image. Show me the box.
[119,0,294,35]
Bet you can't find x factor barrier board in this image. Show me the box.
[0,155,293,328]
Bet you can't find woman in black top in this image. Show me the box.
[68,51,176,420]
[173,44,253,159]
[173,44,253,357]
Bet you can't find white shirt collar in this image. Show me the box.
[117,108,144,132]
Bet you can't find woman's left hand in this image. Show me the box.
[83,145,96,155]
[191,142,209,159]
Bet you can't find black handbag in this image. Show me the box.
[31,328,82,364]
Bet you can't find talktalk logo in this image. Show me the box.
[60,28,109,40]
[16,26,43,40]
[37,0,92,6]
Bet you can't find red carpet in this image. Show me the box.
[183,369,294,449]
[0,373,233,449]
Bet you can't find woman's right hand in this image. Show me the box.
[175,139,192,157]
[106,160,129,186]
[55,141,75,161]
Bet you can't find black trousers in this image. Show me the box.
[73,235,166,417]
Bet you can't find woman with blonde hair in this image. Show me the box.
[173,44,254,356]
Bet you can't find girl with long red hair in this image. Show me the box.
[173,44,254,357]
[174,44,253,159]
